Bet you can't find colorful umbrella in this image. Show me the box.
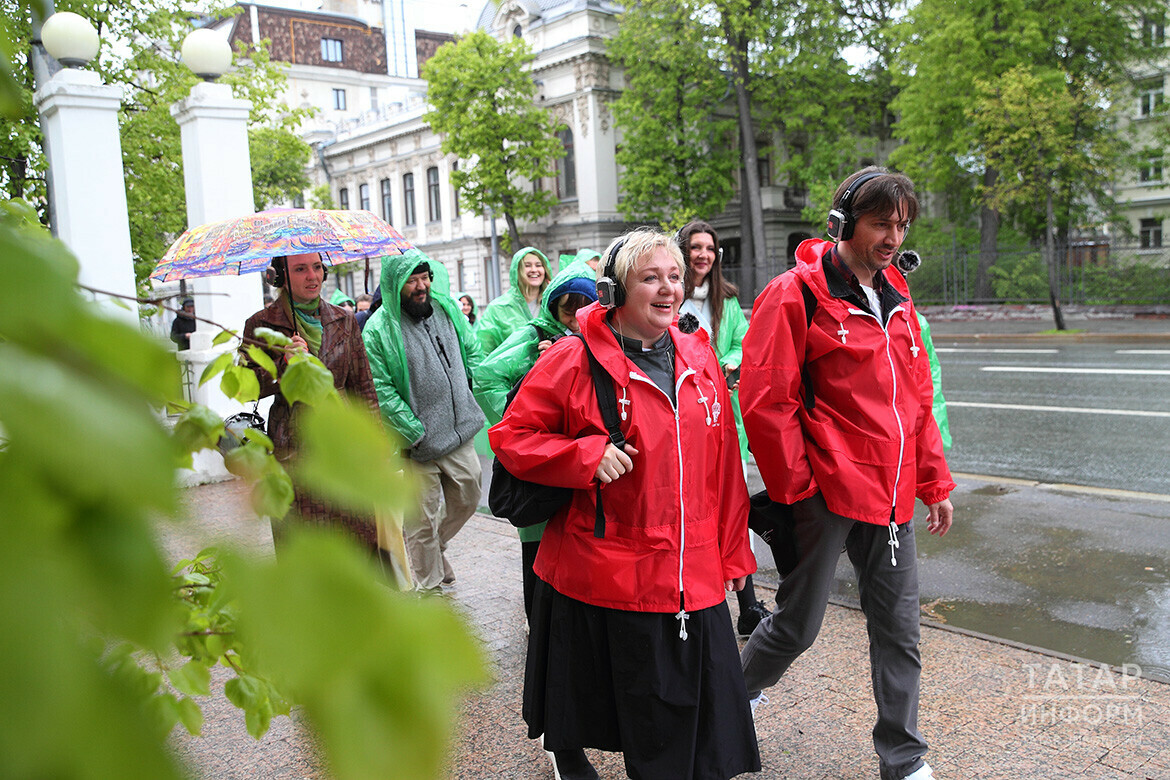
[150,208,413,282]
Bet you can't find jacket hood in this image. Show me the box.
[509,246,552,293]
[378,248,455,322]
[329,288,355,307]
[533,261,598,337]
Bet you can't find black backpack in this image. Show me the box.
[488,335,625,538]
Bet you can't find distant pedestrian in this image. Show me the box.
[329,288,356,311]
[739,167,954,780]
[170,297,197,351]
[355,293,373,312]
[473,260,598,620]
[678,219,771,637]
[476,246,552,354]
[362,250,485,593]
[491,228,759,780]
[457,292,477,325]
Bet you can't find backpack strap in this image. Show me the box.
[573,335,623,538]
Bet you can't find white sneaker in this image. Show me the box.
[749,692,768,719]
[901,761,934,780]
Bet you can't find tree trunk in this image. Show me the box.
[1044,189,1066,331]
[975,166,1000,302]
[721,7,765,298]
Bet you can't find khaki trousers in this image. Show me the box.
[404,439,481,590]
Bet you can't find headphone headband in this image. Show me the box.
[827,171,886,242]
[838,171,884,213]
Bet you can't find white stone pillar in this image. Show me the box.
[172,81,261,483]
[171,80,262,351]
[35,68,138,324]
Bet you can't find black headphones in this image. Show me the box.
[596,238,627,309]
[263,255,329,288]
[826,171,885,242]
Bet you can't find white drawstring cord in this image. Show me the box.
[888,521,900,566]
[676,608,689,640]
[618,385,630,421]
[694,385,713,426]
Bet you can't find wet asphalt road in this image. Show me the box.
[936,340,1170,495]
[741,338,1170,681]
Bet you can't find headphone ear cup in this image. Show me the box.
[826,209,847,242]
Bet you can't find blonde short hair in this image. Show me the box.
[599,228,685,297]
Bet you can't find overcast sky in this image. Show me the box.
[401,0,484,34]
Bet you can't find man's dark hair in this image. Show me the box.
[832,166,919,226]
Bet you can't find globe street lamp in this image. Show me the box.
[40,11,99,69]
[180,28,233,81]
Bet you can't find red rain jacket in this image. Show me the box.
[741,239,954,526]
[489,302,756,614]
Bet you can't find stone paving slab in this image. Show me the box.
[167,480,1170,779]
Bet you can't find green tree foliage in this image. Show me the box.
[890,0,1147,299]
[1,8,486,771]
[753,0,875,219]
[2,1,310,285]
[249,125,311,210]
[422,30,563,250]
[609,0,739,227]
[0,209,487,777]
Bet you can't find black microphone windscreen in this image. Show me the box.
[678,313,700,334]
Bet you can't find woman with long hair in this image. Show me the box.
[241,252,381,556]
[476,247,552,354]
[678,219,771,637]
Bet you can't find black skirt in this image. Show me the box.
[523,579,761,780]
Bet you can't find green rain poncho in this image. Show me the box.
[361,249,483,445]
[473,260,597,543]
[475,246,553,354]
[472,260,598,427]
[329,288,356,308]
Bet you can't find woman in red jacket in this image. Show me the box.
[490,228,759,780]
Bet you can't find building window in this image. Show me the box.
[426,166,442,222]
[333,88,347,111]
[321,38,343,62]
[359,183,370,211]
[1143,15,1165,47]
[370,86,379,111]
[292,191,305,209]
[380,178,392,223]
[403,173,416,226]
[1140,218,1163,249]
[451,161,460,217]
[1140,155,1164,183]
[339,187,349,210]
[757,141,772,187]
[1139,79,1163,117]
[513,24,523,38]
[555,128,576,199]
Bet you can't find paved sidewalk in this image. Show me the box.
[168,480,1170,779]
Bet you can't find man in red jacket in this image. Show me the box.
[739,167,954,780]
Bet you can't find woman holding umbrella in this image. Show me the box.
[241,252,382,555]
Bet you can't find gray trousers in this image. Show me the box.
[741,492,928,780]
[404,439,481,590]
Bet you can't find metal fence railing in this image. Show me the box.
[724,241,1170,307]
